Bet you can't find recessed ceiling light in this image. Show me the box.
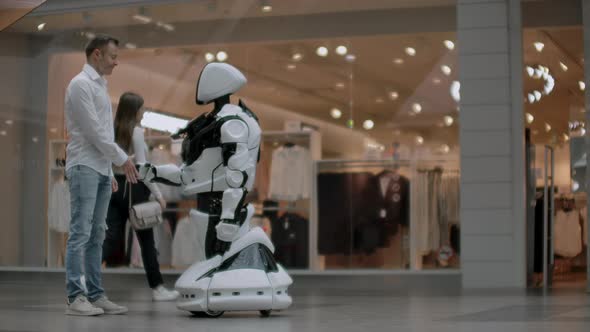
[49,127,58,133]
[412,103,422,114]
[204,52,215,62]
[286,64,296,70]
[393,58,404,65]
[32,137,39,143]
[316,46,328,57]
[527,93,535,103]
[444,40,455,50]
[292,53,303,61]
[389,91,399,100]
[450,81,461,102]
[545,123,552,132]
[156,21,175,32]
[405,47,416,56]
[433,78,441,84]
[5,120,13,125]
[580,81,586,91]
[440,144,450,154]
[132,14,152,24]
[375,98,384,104]
[261,5,272,12]
[335,45,348,56]
[363,120,374,130]
[560,62,568,71]
[534,42,545,52]
[526,66,534,77]
[85,32,96,39]
[526,113,534,124]
[216,51,228,62]
[563,133,570,142]
[335,82,345,89]
[330,108,342,119]
[37,23,46,31]
[533,90,542,101]
[441,65,452,76]
[443,115,454,126]
[0,130,6,136]
[415,136,424,145]
[125,43,137,49]
[345,54,356,62]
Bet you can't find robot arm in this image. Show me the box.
[215,118,250,242]
[137,163,183,187]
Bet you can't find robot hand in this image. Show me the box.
[136,163,155,182]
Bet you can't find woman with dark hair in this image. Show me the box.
[102,92,178,301]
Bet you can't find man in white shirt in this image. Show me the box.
[64,35,139,316]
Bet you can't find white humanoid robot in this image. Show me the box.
[138,62,292,317]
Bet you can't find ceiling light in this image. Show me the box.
[261,5,272,12]
[450,81,461,102]
[156,21,175,32]
[441,65,452,76]
[5,120,13,125]
[527,93,535,103]
[132,14,152,24]
[526,66,534,77]
[443,115,454,126]
[363,120,374,130]
[441,144,450,154]
[292,53,303,62]
[330,108,342,119]
[335,82,345,89]
[125,43,137,49]
[563,133,570,142]
[433,78,441,84]
[286,64,296,70]
[32,137,39,143]
[375,98,384,104]
[85,32,96,40]
[415,136,424,145]
[533,90,542,101]
[405,47,416,56]
[345,54,356,62]
[582,128,587,136]
[545,123,552,132]
[0,130,6,136]
[389,91,399,100]
[316,46,328,57]
[444,40,455,50]
[216,51,228,62]
[534,42,544,52]
[526,113,534,124]
[412,103,422,114]
[580,81,586,91]
[560,62,568,72]
[335,45,348,56]
[205,52,215,62]
[141,111,189,134]
[393,58,404,65]
[49,127,58,133]
[37,23,46,31]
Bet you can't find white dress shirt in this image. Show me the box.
[65,64,127,176]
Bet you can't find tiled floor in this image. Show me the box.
[0,272,588,332]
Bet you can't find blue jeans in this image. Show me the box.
[65,165,112,301]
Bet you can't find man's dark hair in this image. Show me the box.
[85,34,119,58]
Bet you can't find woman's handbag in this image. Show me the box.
[127,181,163,230]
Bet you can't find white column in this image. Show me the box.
[458,0,526,288]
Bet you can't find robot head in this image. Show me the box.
[196,62,247,105]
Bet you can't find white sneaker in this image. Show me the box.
[91,296,128,315]
[65,295,104,316]
[152,285,180,302]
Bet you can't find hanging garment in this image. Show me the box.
[271,212,309,268]
[171,216,207,268]
[554,210,582,258]
[581,206,588,246]
[48,180,71,233]
[268,145,311,201]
